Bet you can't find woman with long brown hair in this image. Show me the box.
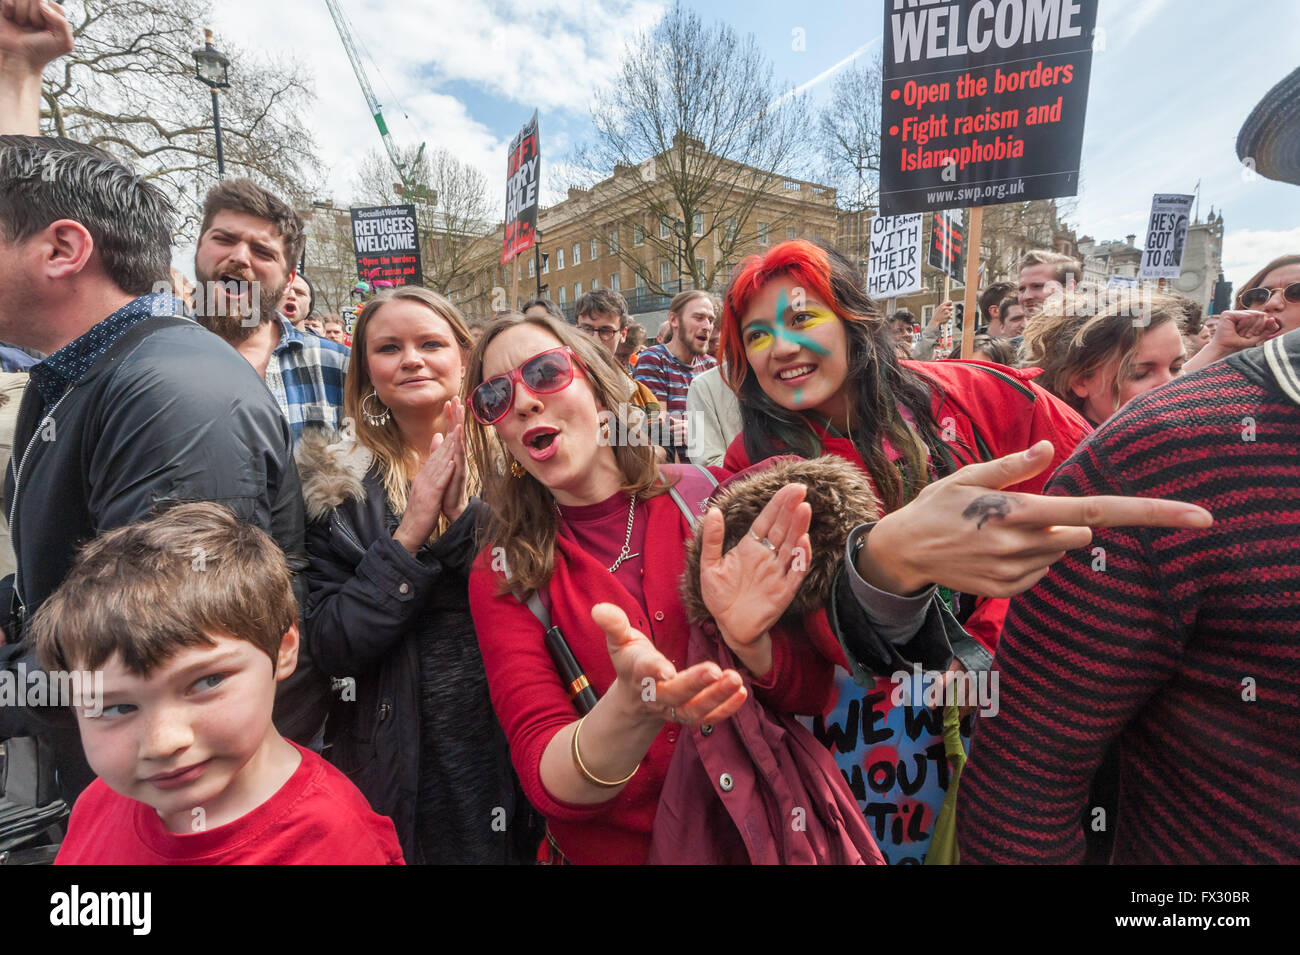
[462,311,878,864]
[718,239,1209,862]
[297,286,535,864]
[1020,292,1190,426]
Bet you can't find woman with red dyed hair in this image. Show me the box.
[719,240,1210,862]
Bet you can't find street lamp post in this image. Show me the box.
[673,218,685,293]
[193,29,231,178]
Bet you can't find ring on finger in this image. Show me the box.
[747,529,777,552]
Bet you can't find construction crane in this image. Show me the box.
[324,0,429,201]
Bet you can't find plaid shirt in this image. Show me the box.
[265,315,350,440]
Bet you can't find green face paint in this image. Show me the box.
[742,287,833,357]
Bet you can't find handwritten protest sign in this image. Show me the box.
[868,214,925,297]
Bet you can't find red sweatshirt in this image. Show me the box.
[56,743,404,865]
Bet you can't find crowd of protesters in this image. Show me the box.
[0,1,1296,866]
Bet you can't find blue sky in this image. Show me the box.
[213,0,1299,289]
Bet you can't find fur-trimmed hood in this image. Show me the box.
[679,455,880,623]
[295,426,375,523]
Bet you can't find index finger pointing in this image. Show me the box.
[1015,494,1212,530]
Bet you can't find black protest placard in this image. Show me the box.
[929,209,965,281]
[880,0,1099,215]
[502,111,540,264]
[350,204,423,287]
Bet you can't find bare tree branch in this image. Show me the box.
[39,0,323,240]
[571,2,812,297]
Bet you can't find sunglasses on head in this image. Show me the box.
[469,346,580,424]
[1240,283,1300,309]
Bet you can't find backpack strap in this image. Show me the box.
[505,571,598,715]
[660,463,719,530]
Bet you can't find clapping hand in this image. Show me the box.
[440,397,470,523]
[393,401,466,554]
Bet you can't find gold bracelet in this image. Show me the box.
[571,714,639,788]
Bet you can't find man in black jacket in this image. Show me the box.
[0,3,328,802]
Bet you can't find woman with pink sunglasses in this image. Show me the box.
[462,311,893,865]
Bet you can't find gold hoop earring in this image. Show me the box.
[361,389,390,427]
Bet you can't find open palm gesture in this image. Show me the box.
[699,482,813,653]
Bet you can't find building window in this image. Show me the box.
[572,242,581,266]
[610,273,620,291]
[635,272,646,290]
[557,248,565,270]
[528,257,535,278]
[921,304,934,324]
[725,216,738,243]
[542,254,548,274]
[757,222,770,246]
[590,237,598,261]
[609,229,620,254]
[695,257,706,277]
[787,226,796,239]
[558,285,567,306]
[660,260,672,285]
[659,217,671,240]
[693,213,704,236]
[634,224,645,246]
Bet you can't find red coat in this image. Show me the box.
[724,359,1090,652]
[468,476,834,865]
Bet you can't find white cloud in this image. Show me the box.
[211,0,666,207]
[770,35,880,108]
[1222,228,1300,291]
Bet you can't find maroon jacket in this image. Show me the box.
[649,619,886,865]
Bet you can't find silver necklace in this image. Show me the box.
[608,493,639,573]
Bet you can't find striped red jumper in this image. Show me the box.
[958,331,1300,864]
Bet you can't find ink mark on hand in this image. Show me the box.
[962,493,1013,530]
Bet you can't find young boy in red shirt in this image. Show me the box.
[30,503,403,865]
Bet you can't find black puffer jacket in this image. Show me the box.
[297,428,537,864]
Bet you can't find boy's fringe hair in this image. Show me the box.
[30,502,295,675]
